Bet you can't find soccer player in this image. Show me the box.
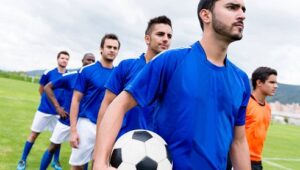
[17,51,69,170]
[93,0,251,169]
[94,15,172,144]
[69,34,120,170]
[246,67,277,169]
[39,53,95,170]
[227,67,278,170]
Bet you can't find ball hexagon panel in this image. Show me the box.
[136,156,158,170]
[117,162,136,170]
[132,130,153,142]
[145,138,167,162]
[122,139,146,164]
[110,148,122,168]
[157,158,173,170]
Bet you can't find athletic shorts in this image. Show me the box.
[31,110,58,133]
[50,121,70,144]
[69,118,96,166]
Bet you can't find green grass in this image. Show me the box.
[0,77,300,170]
[0,77,71,169]
[263,123,300,169]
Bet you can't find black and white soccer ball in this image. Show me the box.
[110,129,172,170]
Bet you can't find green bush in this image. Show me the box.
[0,71,39,83]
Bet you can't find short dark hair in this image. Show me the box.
[83,53,95,59]
[251,67,277,90]
[145,15,172,35]
[57,51,69,59]
[197,0,219,31]
[100,33,121,49]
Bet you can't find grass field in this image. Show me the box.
[0,77,299,170]
[0,77,71,169]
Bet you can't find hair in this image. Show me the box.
[197,0,219,31]
[145,15,172,35]
[100,33,121,49]
[83,53,95,58]
[251,67,277,90]
[57,51,69,59]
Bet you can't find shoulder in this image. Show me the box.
[78,62,97,73]
[42,67,57,75]
[117,58,138,68]
[62,70,77,76]
[247,97,256,107]
[227,60,249,82]
[155,46,191,60]
[265,102,272,111]
[150,46,193,68]
[60,71,77,80]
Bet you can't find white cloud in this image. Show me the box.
[0,0,299,85]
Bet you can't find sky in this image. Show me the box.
[1,0,300,85]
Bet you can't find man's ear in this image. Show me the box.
[145,35,150,45]
[256,79,263,87]
[199,9,211,25]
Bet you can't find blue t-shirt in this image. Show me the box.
[38,68,66,115]
[75,61,113,124]
[125,41,251,170]
[51,71,78,126]
[105,54,154,137]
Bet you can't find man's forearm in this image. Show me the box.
[94,91,137,169]
[230,129,251,170]
[70,101,79,132]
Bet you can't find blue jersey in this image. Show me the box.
[38,68,66,115]
[105,54,154,137]
[51,71,78,126]
[125,41,251,170]
[75,61,113,124]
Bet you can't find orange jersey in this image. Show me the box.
[245,96,271,161]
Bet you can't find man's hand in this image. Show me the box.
[70,130,80,148]
[93,164,116,170]
[55,106,68,119]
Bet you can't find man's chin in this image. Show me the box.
[58,64,67,68]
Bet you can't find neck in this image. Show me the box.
[252,90,267,105]
[99,58,113,68]
[144,49,157,63]
[200,31,230,66]
[57,66,66,73]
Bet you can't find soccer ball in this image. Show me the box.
[110,129,172,170]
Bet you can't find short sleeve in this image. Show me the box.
[74,69,88,94]
[125,51,177,107]
[105,64,125,95]
[235,72,251,126]
[39,71,49,86]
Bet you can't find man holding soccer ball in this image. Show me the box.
[94,0,251,169]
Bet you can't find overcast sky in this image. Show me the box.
[1,0,300,85]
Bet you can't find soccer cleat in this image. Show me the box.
[17,160,26,170]
[51,161,62,170]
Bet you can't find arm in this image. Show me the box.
[96,90,117,128]
[39,85,44,95]
[69,90,83,148]
[93,91,137,170]
[93,90,117,162]
[44,82,68,119]
[230,125,251,170]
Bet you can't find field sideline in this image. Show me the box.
[0,77,299,169]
